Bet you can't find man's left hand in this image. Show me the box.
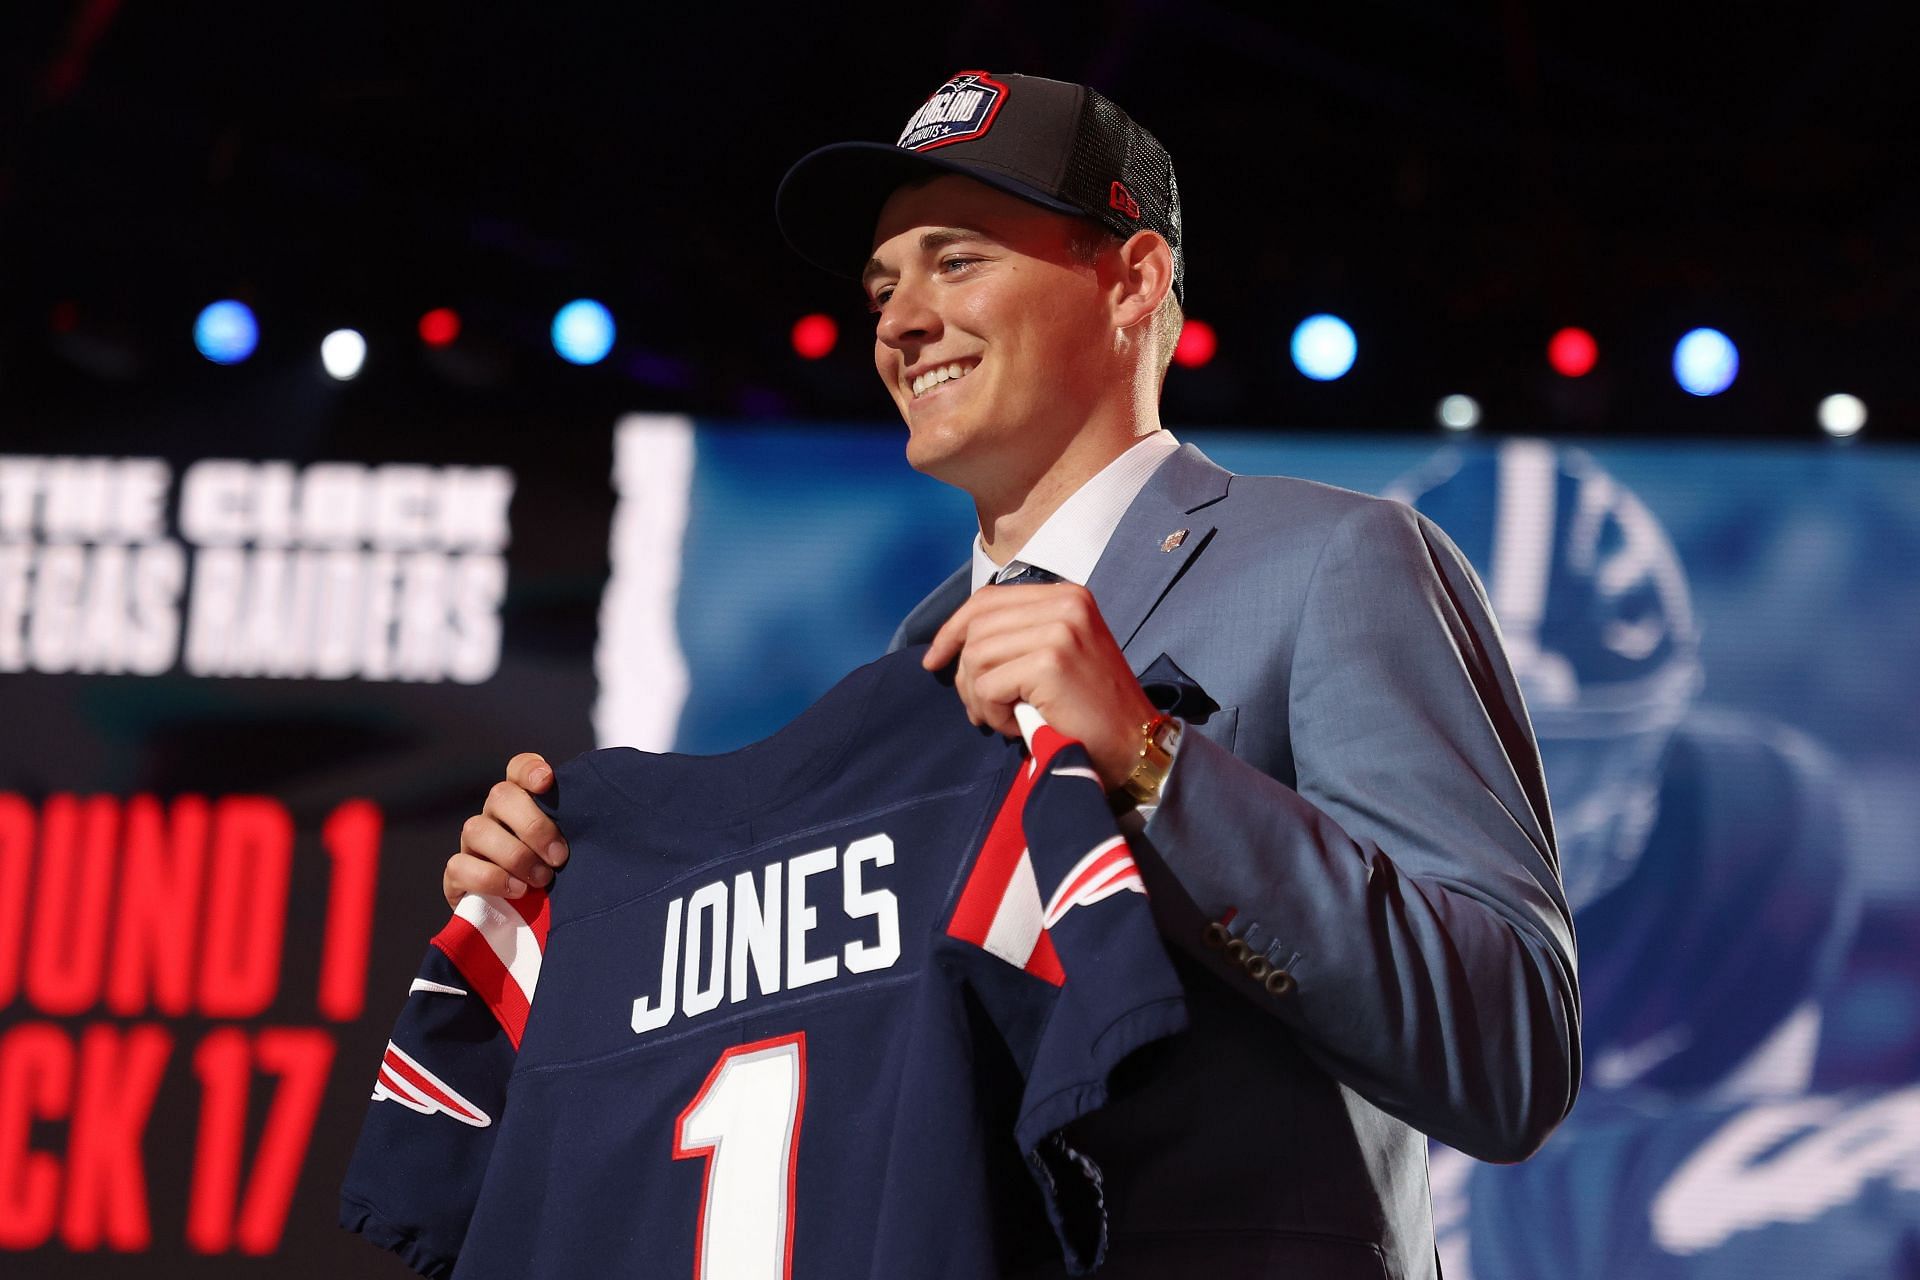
[922,582,1159,791]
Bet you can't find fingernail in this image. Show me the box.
[547,841,568,866]
[529,863,552,887]
[531,766,552,787]
[505,877,526,899]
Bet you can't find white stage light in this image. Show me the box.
[1818,393,1866,438]
[322,329,367,381]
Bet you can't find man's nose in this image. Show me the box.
[875,277,939,349]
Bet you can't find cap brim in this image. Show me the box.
[775,141,1085,285]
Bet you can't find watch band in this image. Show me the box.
[1120,713,1181,805]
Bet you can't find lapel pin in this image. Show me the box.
[1161,529,1189,553]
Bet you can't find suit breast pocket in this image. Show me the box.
[1187,705,1237,753]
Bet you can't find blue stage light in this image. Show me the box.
[194,301,258,365]
[1290,314,1357,381]
[552,299,615,365]
[1673,328,1739,397]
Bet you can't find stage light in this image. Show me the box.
[552,299,615,365]
[321,329,367,381]
[1437,395,1481,431]
[1173,318,1217,369]
[194,300,258,365]
[1548,327,1597,378]
[419,308,461,347]
[791,313,837,360]
[1673,328,1738,397]
[1290,314,1356,381]
[1818,393,1867,438]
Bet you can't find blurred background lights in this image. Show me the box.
[1673,327,1739,396]
[1819,393,1867,438]
[551,299,615,365]
[1173,318,1217,369]
[321,329,366,381]
[791,313,837,360]
[1548,327,1598,378]
[194,300,258,365]
[1290,314,1356,381]
[419,307,461,347]
[1437,394,1481,431]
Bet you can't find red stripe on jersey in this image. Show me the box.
[1024,931,1064,985]
[947,762,1039,947]
[948,724,1078,983]
[431,916,532,1049]
[509,890,551,949]
[1027,724,1071,769]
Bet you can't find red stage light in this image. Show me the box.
[418,308,461,347]
[1548,327,1597,378]
[791,313,837,360]
[1173,318,1217,369]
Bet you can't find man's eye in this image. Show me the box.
[867,288,894,313]
[939,257,980,275]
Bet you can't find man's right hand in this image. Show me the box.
[443,753,568,909]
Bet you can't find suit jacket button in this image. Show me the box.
[1203,921,1231,949]
[1226,938,1251,964]
[1264,970,1296,997]
[1246,955,1271,980]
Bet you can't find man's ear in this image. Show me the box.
[1110,230,1174,333]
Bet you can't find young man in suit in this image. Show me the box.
[446,71,1579,1277]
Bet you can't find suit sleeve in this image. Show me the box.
[1142,496,1580,1161]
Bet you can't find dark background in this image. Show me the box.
[2,0,1914,442]
[1,6,1917,1276]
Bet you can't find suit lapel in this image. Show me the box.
[891,443,1235,653]
[1085,444,1232,652]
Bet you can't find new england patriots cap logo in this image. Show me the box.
[896,70,1009,151]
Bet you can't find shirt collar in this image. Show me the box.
[970,431,1181,592]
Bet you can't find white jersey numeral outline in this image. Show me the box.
[673,1032,806,1280]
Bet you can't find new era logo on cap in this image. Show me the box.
[896,71,1009,151]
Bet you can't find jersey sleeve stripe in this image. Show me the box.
[430,913,535,1049]
[947,765,1039,947]
[979,849,1046,970]
[507,890,552,948]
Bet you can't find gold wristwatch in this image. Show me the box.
[1120,713,1182,806]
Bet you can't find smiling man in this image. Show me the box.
[446,71,1579,1278]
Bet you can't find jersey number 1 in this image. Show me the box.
[674,1032,807,1280]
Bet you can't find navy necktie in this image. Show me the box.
[995,565,1061,587]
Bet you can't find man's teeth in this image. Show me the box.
[911,363,974,398]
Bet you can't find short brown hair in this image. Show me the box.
[1067,223,1184,382]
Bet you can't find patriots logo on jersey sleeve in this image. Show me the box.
[947,715,1147,985]
[1042,837,1145,927]
[372,1040,493,1127]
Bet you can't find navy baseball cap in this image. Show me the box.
[776,70,1184,303]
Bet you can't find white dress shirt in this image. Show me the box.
[964,430,1183,815]
[969,431,1182,591]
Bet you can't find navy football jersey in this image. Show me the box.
[341,648,1188,1279]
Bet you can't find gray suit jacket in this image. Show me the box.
[892,444,1579,1280]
